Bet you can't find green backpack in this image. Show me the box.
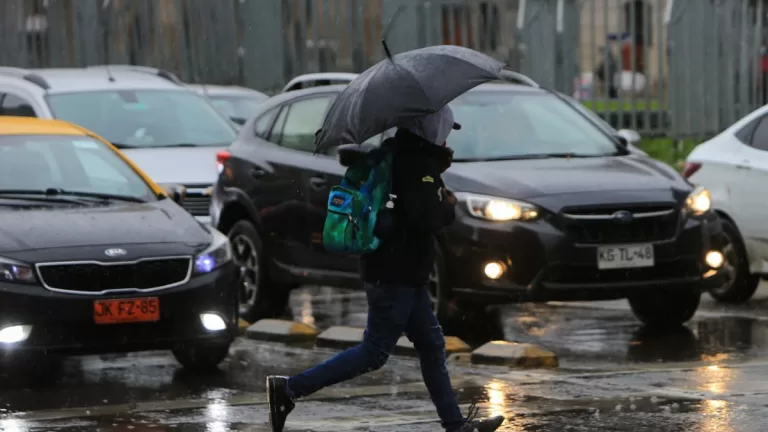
[323,145,394,255]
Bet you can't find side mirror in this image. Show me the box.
[159,184,186,205]
[616,129,641,145]
[230,116,246,126]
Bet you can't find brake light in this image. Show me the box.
[682,162,701,179]
[216,151,231,174]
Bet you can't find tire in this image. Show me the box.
[708,218,760,303]
[429,241,489,334]
[429,240,454,322]
[172,342,230,372]
[628,289,701,327]
[227,220,292,323]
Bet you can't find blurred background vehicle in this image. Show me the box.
[0,65,238,224]
[684,104,768,304]
[212,75,726,328]
[188,84,269,126]
[0,117,238,372]
[282,72,358,93]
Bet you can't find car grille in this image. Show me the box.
[560,205,679,244]
[182,191,211,217]
[37,257,192,294]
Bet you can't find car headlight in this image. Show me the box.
[455,192,540,221]
[194,229,232,274]
[0,256,37,284]
[685,186,711,215]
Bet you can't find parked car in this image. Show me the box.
[282,72,358,93]
[212,78,727,328]
[188,84,269,126]
[0,117,238,371]
[0,65,239,224]
[684,105,768,303]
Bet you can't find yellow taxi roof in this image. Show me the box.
[0,116,89,136]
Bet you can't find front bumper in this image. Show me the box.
[0,263,239,355]
[444,208,726,303]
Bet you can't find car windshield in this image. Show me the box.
[208,94,268,121]
[0,135,157,202]
[46,90,238,148]
[448,90,622,161]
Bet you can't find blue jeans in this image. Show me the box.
[287,282,465,431]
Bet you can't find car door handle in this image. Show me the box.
[309,176,328,189]
[735,161,751,170]
[249,168,267,178]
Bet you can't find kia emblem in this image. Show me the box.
[104,248,127,257]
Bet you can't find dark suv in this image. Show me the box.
[212,81,728,328]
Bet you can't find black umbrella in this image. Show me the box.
[314,44,505,153]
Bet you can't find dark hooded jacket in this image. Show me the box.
[360,129,455,288]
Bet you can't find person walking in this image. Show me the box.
[266,106,505,432]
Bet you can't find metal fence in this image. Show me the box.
[1,0,768,139]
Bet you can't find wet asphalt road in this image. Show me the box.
[4,284,768,431]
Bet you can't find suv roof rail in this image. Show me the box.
[0,67,51,90]
[86,65,184,85]
[499,69,539,88]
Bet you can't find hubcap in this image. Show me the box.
[231,234,260,315]
[711,231,738,295]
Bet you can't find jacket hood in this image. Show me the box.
[397,105,457,146]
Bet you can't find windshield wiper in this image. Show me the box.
[454,153,617,162]
[110,143,140,149]
[0,189,146,203]
[155,143,199,148]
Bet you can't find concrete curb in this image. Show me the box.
[471,341,558,368]
[238,318,250,335]
[241,320,558,368]
[244,319,319,343]
[315,326,471,356]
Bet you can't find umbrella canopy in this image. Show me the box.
[314,45,505,152]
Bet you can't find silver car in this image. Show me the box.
[188,84,269,126]
[0,66,238,224]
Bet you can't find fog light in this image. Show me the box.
[483,261,506,280]
[705,250,724,269]
[200,313,227,331]
[0,325,31,344]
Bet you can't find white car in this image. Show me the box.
[684,106,768,303]
[282,72,358,93]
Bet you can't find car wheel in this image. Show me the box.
[628,289,701,327]
[428,240,453,322]
[708,218,760,303]
[227,220,291,323]
[172,342,230,372]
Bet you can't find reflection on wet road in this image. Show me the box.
[294,285,768,368]
[3,284,768,430]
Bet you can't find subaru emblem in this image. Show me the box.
[612,210,634,224]
[104,248,127,257]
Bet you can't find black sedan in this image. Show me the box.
[0,118,238,372]
[212,82,727,327]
